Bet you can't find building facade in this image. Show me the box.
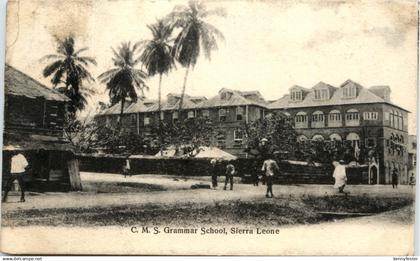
[97,80,410,184]
[408,135,416,183]
[96,89,268,157]
[3,64,81,191]
[269,80,409,184]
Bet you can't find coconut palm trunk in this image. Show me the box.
[158,73,164,155]
[178,65,190,112]
[119,97,125,129]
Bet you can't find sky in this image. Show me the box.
[5,0,418,134]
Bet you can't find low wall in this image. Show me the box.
[77,154,367,185]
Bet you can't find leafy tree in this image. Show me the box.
[41,35,97,114]
[138,20,175,150]
[149,116,215,156]
[167,0,225,112]
[244,112,297,159]
[98,42,148,126]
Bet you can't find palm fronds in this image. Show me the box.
[40,35,97,113]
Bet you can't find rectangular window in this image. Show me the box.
[172,111,178,121]
[321,89,328,99]
[363,112,378,120]
[160,112,164,120]
[234,129,244,141]
[366,138,376,147]
[346,113,359,121]
[144,117,150,126]
[188,111,195,119]
[329,113,341,121]
[291,91,302,101]
[130,114,137,123]
[217,133,226,148]
[236,107,244,121]
[202,110,210,118]
[219,108,227,122]
[314,90,321,100]
[295,115,307,123]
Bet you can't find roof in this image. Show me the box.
[4,64,70,102]
[269,79,408,112]
[3,132,74,152]
[99,94,207,115]
[198,88,268,108]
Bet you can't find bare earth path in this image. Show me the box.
[0,172,416,255]
[1,172,415,211]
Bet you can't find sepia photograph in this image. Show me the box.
[0,0,418,256]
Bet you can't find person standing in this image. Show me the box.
[333,160,347,193]
[123,158,131,178]
[409,173,415,187]
[210,159,218,189]
[2,152,29,203]
[261,157,279,198]
[224,162,235,190]
[392,168,399,189]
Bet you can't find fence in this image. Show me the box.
[77,154,368,184]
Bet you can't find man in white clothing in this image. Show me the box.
[261,157,279,198]
[333,160,347,193]
[2,152,29,203]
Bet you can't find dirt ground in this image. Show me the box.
[0,172,416,255]
[1,172,416,212]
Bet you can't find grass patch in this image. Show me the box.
[82,181,166,193]
[2,195,414,227]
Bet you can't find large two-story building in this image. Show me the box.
[96,80,410,184]
[269,80,409,184]
[97,89,268,157]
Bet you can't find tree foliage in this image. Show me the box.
[244,112,297,159]
[41,35,97,114]
[149,117,215,156]
[167,0,225,111]
[98,42,148,125]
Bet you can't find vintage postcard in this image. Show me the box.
[1,0,417,256]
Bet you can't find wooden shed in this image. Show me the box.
[2,64,82,192]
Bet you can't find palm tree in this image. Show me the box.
[98,42,148,126]
[167,0,225,112]
[41,35,97,113]
[137,20,175,151]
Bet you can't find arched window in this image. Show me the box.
[398,111,403,130]
[390,110,394,128]
[328,110,342,127]
[297,135,308,142]
[345,109,360,126]
[329,133,342,141]
[311,111,325,128]
[346,132,360,147]
[294,111,308,128]
[312,134,324,141]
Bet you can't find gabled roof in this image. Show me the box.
[99,94,207,115]
[4,64,70,102]
[269,79,407,111]
[198,88,268,108]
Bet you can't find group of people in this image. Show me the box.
[332,160,416,193]
[210,157,280,198]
